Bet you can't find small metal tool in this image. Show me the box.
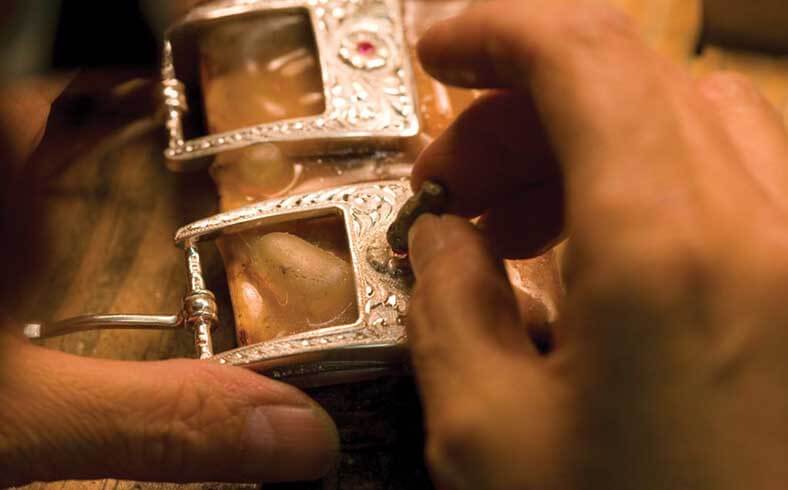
[386,180,449,254]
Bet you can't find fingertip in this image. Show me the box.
[197,363,341,480]
[417,17,466,80]
[416,18,444,72]
[415,1,529,89]
[408,213,443,274]
[13,351,341,484]
[144,361,341,482]
[241,403,340,481]
[416,14,488,88]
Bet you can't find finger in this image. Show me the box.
[417,0,646,92]
[411,91,563,259]
[406,214,557,490]
[417,0,706,221]
[0,335,339,486]
[406,214,535,405]
[411,90,557,218]
[697,71,788,202]
[477,180,565,259]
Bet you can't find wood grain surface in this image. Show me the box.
[9,1,788,489]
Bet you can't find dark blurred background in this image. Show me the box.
[0,0,194,79]
[1,0,786,81]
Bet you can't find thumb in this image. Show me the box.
[406,215,559,490]
[0,333,339,486]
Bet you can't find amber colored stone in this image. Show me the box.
[218,214,358,345]
[199,9,325,134]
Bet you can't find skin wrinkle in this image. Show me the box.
[0,385,43,482]
[146,372,209,473]
[159,403,240,477]
[11,389,95,480]
[698,74,788,212]
[1,341,334,483]
[34,358,129,477]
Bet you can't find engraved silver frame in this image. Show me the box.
[177,180,412,381]
[162,0,419,171]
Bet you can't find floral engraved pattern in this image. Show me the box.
[162,0,418,160]
[173,180,413,371]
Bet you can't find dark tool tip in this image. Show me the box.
[387,180,449,253]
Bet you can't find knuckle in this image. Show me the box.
[552,2,637,52]
[697,71,780,124]
[426,403,486,474]
[134,363,242,474]
[698,71,759,101]
[573,231,708,315]
[478,1,640,86]
[135,376,197,472]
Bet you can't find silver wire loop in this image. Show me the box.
[24,314,183,339]
[24,242,218,360]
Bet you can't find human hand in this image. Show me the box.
[406,1,788,489]
[0,78,338,487]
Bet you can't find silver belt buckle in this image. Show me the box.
[27,0,420,386]
[161,0,419,170]
[179,180,413,382]
[27,181,413,385]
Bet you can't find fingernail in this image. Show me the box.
[408,214,446,273]
[432,68,479,86]
[241,405,340,481]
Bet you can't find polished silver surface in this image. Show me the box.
[182,244,218,359]
[161,0,419,170]
[24,314,182,339]
[176,180,413,374]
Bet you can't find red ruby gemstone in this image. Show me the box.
[356,41,376,56]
